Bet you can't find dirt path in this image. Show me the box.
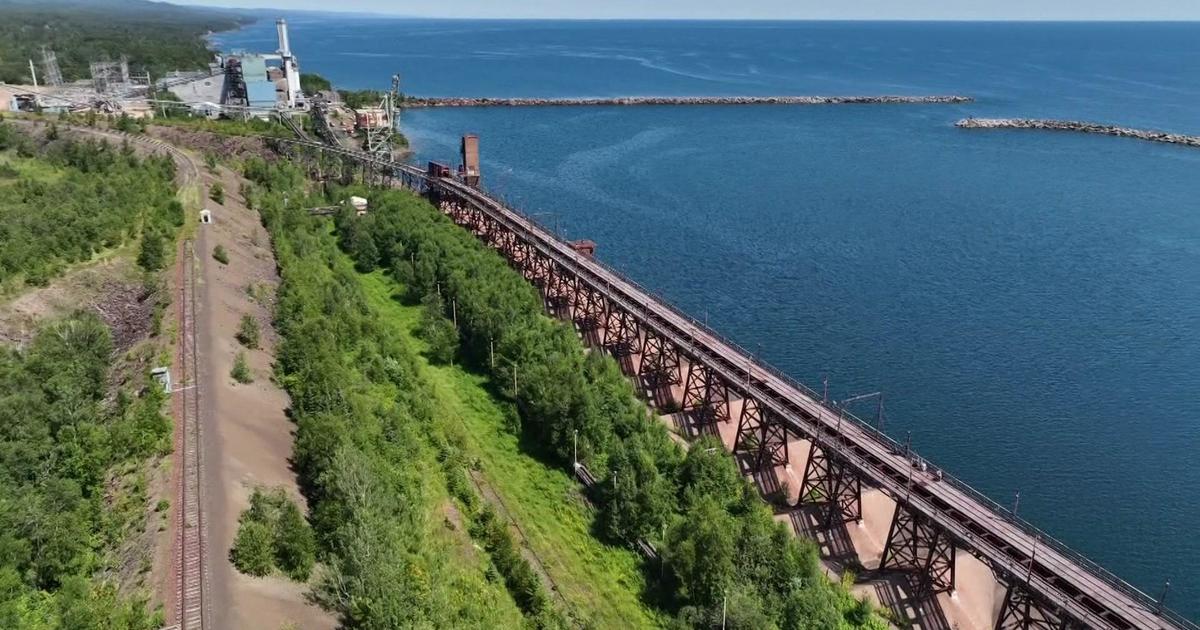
[194,163,334,630]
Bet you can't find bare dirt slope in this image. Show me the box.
[194,163,335,630]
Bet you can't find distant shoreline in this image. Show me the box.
[400,95,973,108]
[956,118,1200,148]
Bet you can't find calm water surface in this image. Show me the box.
[218,18,1200,615]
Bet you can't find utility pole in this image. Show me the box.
[1156,580,1171,613]
[1025,536,1040,585]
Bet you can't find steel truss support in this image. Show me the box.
[572,284,608,341]
[797,440,862,526]
[680,361,731,425]
[524,251,553,287]
[879,502,956,597]
[734,396,789,470]
[994,579,1080,630]
[538,262,573,316]
[638,330,682,389]
[492,227,517,257]
[602,306,641,361]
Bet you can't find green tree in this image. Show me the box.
[418,292,458,364]
[299,73,332,94]
[274,501,316,581]
[137,232,166,272]
[231,520,274,577]
[115,114,137,133]
[666,498,736,608]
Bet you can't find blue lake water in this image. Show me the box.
[217,18,1200,616]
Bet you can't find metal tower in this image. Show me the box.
[365,74,401,161]
[41,48,63,87]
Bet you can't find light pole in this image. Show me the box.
[841,391,884,433]
[573,429,579,470]
[1156,580,1171,613]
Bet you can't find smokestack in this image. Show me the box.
[276,18,291,58]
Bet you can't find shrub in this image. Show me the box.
[236,314,260,349]
[231,488,317,582]
[231,351,252,384]
[212,244,229,264]
[209,182,224,204]
[230,520,274,576]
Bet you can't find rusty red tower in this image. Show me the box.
[460,134,481,187]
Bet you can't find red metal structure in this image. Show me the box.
[270,134,1197,630]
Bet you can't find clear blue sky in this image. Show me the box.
[178,0,1200,21]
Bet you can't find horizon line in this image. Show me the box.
[190,6,1200,22]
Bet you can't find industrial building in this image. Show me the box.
[167,18,304,118]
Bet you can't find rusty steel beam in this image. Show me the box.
[638,329,682,389]
[572,282,608,340]
[734,396,789,471]
[798,440,863,527]
[680,361,732,425]
[880,501,956,597]
[603,305,641,360]
[995,579,1081,630]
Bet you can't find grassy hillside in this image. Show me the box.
[360,270,667,628]
[0,0,246,84]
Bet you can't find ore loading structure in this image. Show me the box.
[269,121,1198,630]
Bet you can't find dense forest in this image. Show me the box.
[0,121,182,288]
[0,0,245,84]
[0,313,172,628]
[244,160,534,628]
[243,153,887,628]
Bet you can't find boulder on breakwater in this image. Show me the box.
[400,95,973,108]
[956,117,1200,148]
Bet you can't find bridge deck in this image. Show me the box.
[433,177,1176,630]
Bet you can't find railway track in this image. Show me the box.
[170,238,205,630]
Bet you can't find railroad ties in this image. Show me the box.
[173,239,205,630]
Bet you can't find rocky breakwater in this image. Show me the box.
[956,118,1200,149]
[400,95,973,108]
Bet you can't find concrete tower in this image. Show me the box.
[276,18,301,108]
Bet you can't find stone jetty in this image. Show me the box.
[400,95,973,108]
[956,118,1200,149]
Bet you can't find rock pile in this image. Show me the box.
[956,118,1200,148]
[401,95,973,108]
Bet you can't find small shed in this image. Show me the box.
[200,209,213,224]
[349,196,368,211]
[151,367,171,393]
